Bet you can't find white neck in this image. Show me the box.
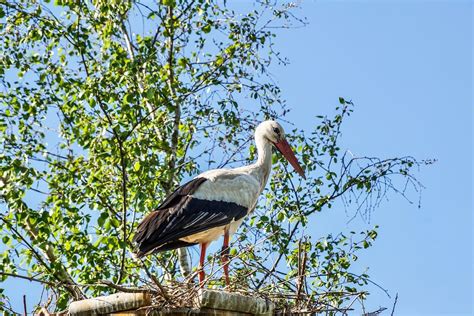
[249,134,273,190]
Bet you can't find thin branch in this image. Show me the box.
[0,213,84,299]
[0,272,55,287]
[117,143,129,283]
[139,259,170,302]
[390,293,399,316]
[99,279,153,294]
[23,295,27,316]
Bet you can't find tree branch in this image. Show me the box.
[0,272,55,287]
[0,210,85,300]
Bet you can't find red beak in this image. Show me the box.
[274,139,306,179]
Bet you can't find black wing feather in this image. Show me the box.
[133,177,247,257]
[157,177,207,210]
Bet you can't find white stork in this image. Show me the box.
[133,120,305,286]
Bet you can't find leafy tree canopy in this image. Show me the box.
[0,0,429,313]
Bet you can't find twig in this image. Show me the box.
[391,293,398,316]
[0,215,85,299]
[99,280,154,294]
[347,272,391,299]
[296,239,306,306]
[0,272,55,287]
[139,259,171,302]
[78,45,129,284]
[23,295,27,316]
[363,307,387,316]
[256,222,300,289]
[118,143,129,283]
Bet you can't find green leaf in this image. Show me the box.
[98,213,108,227]
[123,94,133,105]
[162,0,175,6]
[277,212,285,222]
[2,236,9,245]
[133,161,140,171]
[202,24,211,34]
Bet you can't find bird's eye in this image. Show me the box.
[273,127,280,135]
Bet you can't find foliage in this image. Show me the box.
[0,0,427,313]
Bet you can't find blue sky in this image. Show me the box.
[3,1,472,315]
[266,1,472,314]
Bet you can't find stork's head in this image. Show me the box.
[255,120,306,179]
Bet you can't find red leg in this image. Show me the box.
[222,229,230,287]
[199,242,208,287]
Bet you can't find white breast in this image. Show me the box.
[178,170,260,244]
[191,170,260,209]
